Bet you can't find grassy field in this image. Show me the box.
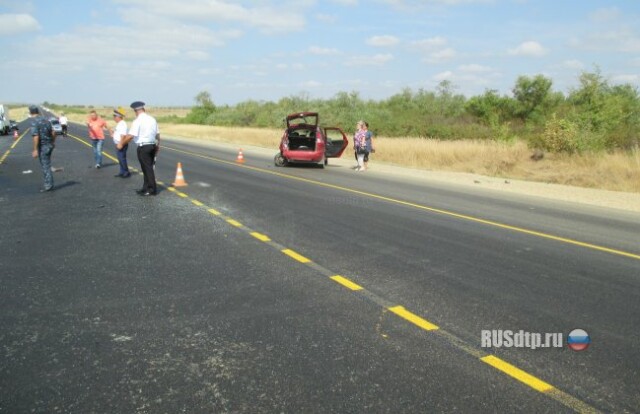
[12,106,640,193]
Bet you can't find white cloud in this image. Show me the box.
[300,80,322,88]
[114,0,307,34]
[380,0,492,8]
[612,74,640,84]
[458,63,491,72]
[570,30,640,53]
[316,13,337,23]
[309,46,341,55]
[508,41,547,57]
[562,59,584,70]
[345,53,394,66]
[433,71,453,81]
[367,35,400,47]
[590,7,620,23]
[0,13,40,35]
[0,0,35,13]
[424,48,457,63]
[411,36,447,51]
[331,0,358,5]
[186,50,209,61]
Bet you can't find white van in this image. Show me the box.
[0,105,9,135]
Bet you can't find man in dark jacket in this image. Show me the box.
[30,105,56,192]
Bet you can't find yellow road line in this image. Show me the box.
[208,208,221,216]
[250,232,271,242]
[282,248,311,263]
[330,275,364,291]
[166,186,177,192]
[481,355,553,393]
[191,199,204,207]
[176,191,188,198]
[226,219,243,227]
[388,305,439,331]
[163,145,640,262]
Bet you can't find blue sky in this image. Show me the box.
[1,0,639,106]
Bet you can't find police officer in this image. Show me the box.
[118,101,160,196]
[30,105,56,192]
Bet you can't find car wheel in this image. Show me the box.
[274,153,287,167]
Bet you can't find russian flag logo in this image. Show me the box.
[567,329,590,351]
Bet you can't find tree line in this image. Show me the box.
[176,69,639,154]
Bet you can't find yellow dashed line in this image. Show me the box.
[226,219,243,227]
[330,275,364,291]
[191,199,204,207]
[157,180,165,185]
[388,305,439,331]
[250,232,271,242]
[166,187,177,192]
[176,191,188,198]
[481,355,553,393]
[282,249,311,263]
[208,208,221,216]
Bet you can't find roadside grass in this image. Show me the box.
[8,106,29,121]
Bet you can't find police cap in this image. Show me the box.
[130,101,145,110]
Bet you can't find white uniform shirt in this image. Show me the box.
[128,112,159,145]
[59,116,68,125]
[113,119,128,145]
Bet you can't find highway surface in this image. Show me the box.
[1,117,639,413]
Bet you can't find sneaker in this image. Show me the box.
[39,187,54,193]
[95,164,101,169]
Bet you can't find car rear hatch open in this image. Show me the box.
[285,112,320,152]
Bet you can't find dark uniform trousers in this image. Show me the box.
[137,144,157,193]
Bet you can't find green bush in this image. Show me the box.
[533,116,579,153]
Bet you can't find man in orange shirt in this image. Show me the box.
[87,110,108,168]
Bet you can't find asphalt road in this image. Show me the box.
[1,118,639,413]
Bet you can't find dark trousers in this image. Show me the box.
[39,143,54,190]
[137,144,157,193]
[116,143,130,175]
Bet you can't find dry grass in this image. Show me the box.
[374,138,640,193]
[160,124,640,193]
[8,106,30,121]
[62,106,190,125]
[160,124,283,148]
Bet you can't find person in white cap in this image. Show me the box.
[118,101,160,196]
[110,107,130,178]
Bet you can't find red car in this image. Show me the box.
[274,112,348,168]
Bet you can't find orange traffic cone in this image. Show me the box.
[13,130,18,140]
[236,148,245,163]
[172,162,188,187]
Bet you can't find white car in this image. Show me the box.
[49,117,63,135]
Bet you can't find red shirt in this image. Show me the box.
[87,117,107,139]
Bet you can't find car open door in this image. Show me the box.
[324,127,348,158]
